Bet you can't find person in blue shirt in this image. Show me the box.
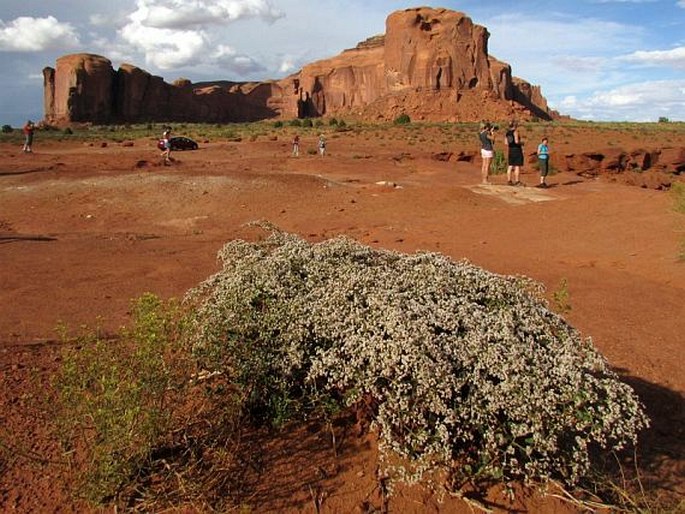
[536,137,550,188]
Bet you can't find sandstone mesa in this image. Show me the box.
[43,7,558,125]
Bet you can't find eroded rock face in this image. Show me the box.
[43,7,555,124]
[44,54,114,123]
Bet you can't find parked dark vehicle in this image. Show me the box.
[157,136,199,151]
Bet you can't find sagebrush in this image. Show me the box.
[186,229,649,490]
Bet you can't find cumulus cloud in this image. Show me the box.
[620,46,685,69]
[120,21,208,69]
[119,0,283,72]
[560,80,685,121]
[0,16,80,52]
[212,44,265,74]
[129,0,283,30]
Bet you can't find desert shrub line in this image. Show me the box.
[186,228,649,490]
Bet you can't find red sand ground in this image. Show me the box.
[1,125,683,512]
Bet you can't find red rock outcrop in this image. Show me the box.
[44,54,115,123]
[43,7,556,125]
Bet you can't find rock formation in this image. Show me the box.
[43,7,558,125]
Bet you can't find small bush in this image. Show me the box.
[328,118,338,126]
[337,119,346,128]
[394,114,411,125]
[492,150,507,174]
[186,229,649,491]
[552,277,572,314]
[273,120,283,128]
[289,119,302,127]
[672,181,685,215]
[301,118,313,128]
[1,124,12,133]
[55,294,193,502]
[63,127,73,135]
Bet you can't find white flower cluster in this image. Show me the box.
[186,231,649,488]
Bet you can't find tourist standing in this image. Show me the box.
[536,137,550,188]
[22,120,35,153]
[318,134,326,157]
[161,126,172,164]
[505,121,524,186]
[478,122,496,184]
[292,134,300,157]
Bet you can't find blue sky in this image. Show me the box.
[1,0,684,126]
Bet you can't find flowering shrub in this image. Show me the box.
[187,230,648,489]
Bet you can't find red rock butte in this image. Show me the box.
[43,7,559,125]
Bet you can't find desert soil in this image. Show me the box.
[0,125,683,513]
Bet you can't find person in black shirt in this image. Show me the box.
[505,121,524,186]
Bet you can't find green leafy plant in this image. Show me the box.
[552,277,572,314]
[394,114,411,125]
[55,293,192,502]
[492,149,507,174]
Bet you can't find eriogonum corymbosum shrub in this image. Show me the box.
[186,230,648,488]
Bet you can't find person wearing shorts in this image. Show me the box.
[536,137,550,188]
[505,121,524,186]
[161,127,172,164]
[478,122,496,184]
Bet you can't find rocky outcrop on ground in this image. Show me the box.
[560,147,685,189]
[43,7,557,125]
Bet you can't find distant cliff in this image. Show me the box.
[43,7,558,124]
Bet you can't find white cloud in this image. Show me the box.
[677,0,685,6]
[279,56,296,74]
[129,0,283,30]
[118,0,283,73]
[621,46,685,69]
[0,16,80,52]
[212,44,265,74]
[121,21,207,69]
[561,80,685,121]
[553,56,608,73]
[89,14,110,27]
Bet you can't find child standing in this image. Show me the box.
[536,137,550,188]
